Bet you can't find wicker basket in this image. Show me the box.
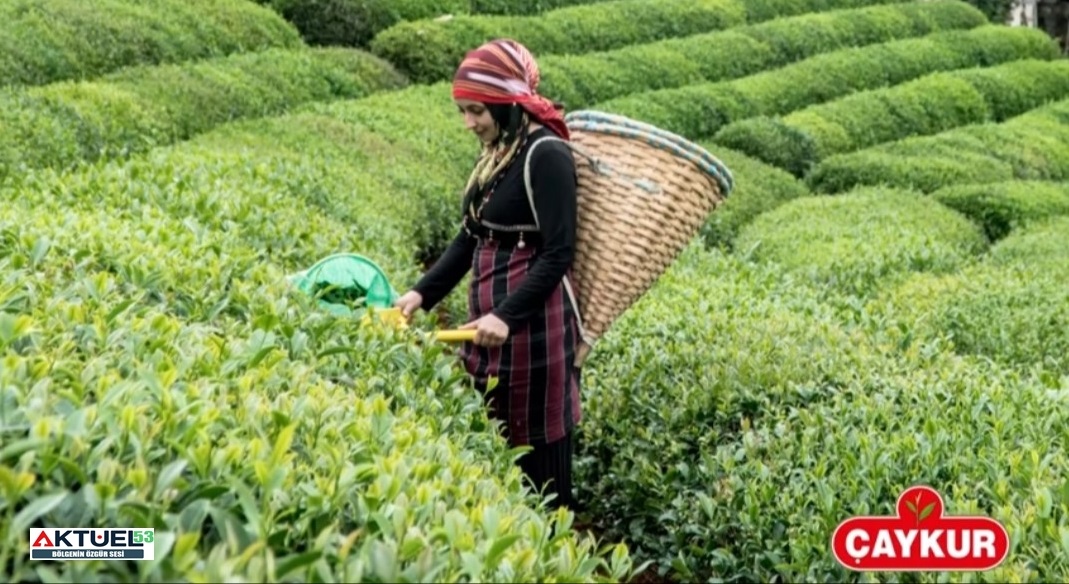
[530,111,735,367]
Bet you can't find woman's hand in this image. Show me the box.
[460,314,510,347]
[394,290,423,319]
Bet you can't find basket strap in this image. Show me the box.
[524,135,593,349]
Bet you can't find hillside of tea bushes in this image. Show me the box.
[2,0,1069,582]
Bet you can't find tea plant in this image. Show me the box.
[808,97,1069,194]
[733,186,989,300]
[0,0,301,87]
[714,59,1069,176]
[594,25,1060,140]
[931,180,1069,241]
[370,0,749,83]
[0,47,407,182]
[535,0,987,109]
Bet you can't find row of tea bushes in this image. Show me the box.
[0,199,635,583]
[266,0,467,49]
[367,0,911,84]
[6,86,489,329]
[369,0,747,84]
[697,143,812,250]
[5,110,450,301]
[807,96,1069,194]
[0,0,301,87]
[575,232,1069,581]
[594,25,1061,141]
[469,0,611,13]
[536,0,988,109]
[0,47,408,184]
[573,242,882,579]
[301,82,477,271]
[871,213,1069,377]
[286,1,984,258]
[669,348,1069,581]
[930,180,1069,241]
[739,0,902,22]
[0,104,636,582]
[733,186,988,300]
[266,0,610,49]
[713,58,1069,176]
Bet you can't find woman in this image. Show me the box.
[394,38,583,513]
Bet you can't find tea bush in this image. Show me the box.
[727,0,986,65]
[807,97,1069,194]
[368,0,748,84]
[713,59,1069,176]
[732,186,987,299]
[872,215,1069,377]
[6,107,468,290]
[576,240,1069,581]
[367,0,941,85]
[0,0,302,87]
[595,25,1059,140]
[537,0,987,109]
[0,47,408,183]
[301,82,475,269]
[0,98,640,580]
[740,0,901,22]
[930,180,1069,241]
[985,213,1069,271]
[675,353,1069,581]
[470,0,612,13]
[697,143,812,250]
[267,0,610,49]
[0,198,635,583]
[267,0,469,49]
[13,93,475,326]
[573,242,880,579]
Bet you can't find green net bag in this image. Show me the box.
[288,253,399,316]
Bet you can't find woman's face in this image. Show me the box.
[456,99,498,144]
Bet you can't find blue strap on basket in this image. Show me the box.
[564,110,735,197]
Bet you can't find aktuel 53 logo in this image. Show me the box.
[832,485,1010,572]
[30,528,155,561]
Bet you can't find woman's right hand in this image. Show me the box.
[394,290,424,319]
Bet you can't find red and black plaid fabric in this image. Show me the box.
[460,239,582,446]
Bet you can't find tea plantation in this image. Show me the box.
[2,0,1068,582]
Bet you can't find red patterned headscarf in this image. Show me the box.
[452,39,570,141]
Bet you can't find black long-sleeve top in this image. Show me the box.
[413,127,577,332]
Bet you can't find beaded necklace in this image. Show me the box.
[468,130,530,224]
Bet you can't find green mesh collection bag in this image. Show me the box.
[288,253,399,316]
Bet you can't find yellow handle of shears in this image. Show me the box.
[434,330,477,342]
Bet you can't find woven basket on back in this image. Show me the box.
[523,111,734,368]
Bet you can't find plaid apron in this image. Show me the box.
[459,234,582,447]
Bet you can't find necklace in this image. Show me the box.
[472,132,529,221]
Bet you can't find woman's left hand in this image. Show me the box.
[459,314,510,347]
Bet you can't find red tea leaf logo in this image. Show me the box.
[905,491,937,526]
[831,485,1010,572]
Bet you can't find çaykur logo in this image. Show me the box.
[832,485,1010,572]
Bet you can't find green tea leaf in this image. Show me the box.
[12,490,68,534]
[485,533,522,569]
[276,550,323,580]
[153,459,188,499]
